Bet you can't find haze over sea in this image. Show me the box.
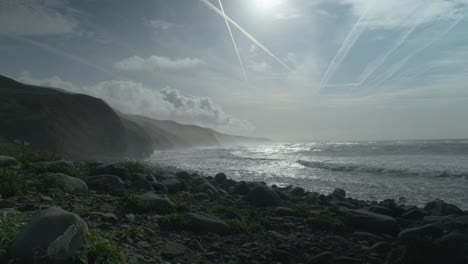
[151,139,468,209]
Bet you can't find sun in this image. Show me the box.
[253,0,284,12]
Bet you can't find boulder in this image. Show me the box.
[291,187,306,196]
[90,164,128,178]
[196,182,219,198]
[151,182,168,194]
[398,224,443,243]
[332,188,346,199]
[139,192,174,214]
[38,173,88,193]
[85,175,125,194]
[246,185,282,207]
[161,241,187,259]
[401,208,425,220]
[435,232,468,264]
[161,178,181,193]
[0,156,19,167]
[214,172,227,183]
[185,212,229,235]
[369,205,394,217]
[424,200,463,216]
[175,171,191,180]
[128,179,155,194]
[11,207,88,261]
[232,181,250,195]
[31,160,75,174]
[345,209,399,235]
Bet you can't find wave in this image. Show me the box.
[296,160,468,178]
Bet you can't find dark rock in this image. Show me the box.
[194,192,211,200]
[11,207,88,261]
[196,182,219,198]
[398,224,443,243]
[332,188,346,199]
[370,205,394,217]
[352,231,383,243]
[214,172,227,183]
[424,199,463,216]
[308,251,333,263]
[246,185,282,207]
[38,173,88,193]
[0,156,19,167]
[175,171,191,180]
[139,192,174,214]
[272,248,295,263]
[151,182,168,194]
[401,208,425,220]
[345,209,399,235]
[232,181,250,195]
[161,241,187,259]
[31,160,75,174]
[128,179,155,193]
[90,164,128,178]
[291,187,306,196]
[334,256,361,264]
[435,232,468,264]
[275,207,297,217]
[85,175,125,194]
[185,212,229,235]
[161,178,181,193]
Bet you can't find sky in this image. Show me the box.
[1,0,468,141]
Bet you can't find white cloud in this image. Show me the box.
[114,55,205,71]
[17,73,255,135]
[340,0,466,29]
[0,0,78,36]
[144,19,175,30]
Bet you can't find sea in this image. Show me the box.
[149,139,468,209]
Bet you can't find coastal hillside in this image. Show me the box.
[0,75,268,159]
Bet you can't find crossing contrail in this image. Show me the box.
[373,18,462,89]
[217,0,248,81]
[201,0,293,72]
[356,19,420,85]
[318,12,368,90]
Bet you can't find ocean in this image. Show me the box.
[149,140,468,209]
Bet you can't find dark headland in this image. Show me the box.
[0,75,467,264]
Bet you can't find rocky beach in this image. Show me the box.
[1,154,467,264]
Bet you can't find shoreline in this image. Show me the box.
[0,156,467,263]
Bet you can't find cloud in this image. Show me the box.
[340,0,465,29]
[114,55,205,71]
[144,19,176,30]
[247,61,272,73]
[18,72,255,135]
[0,0,78,36]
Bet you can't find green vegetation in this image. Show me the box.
[82,229,128,264]
[226,217,261,234]
[168,195,192,212]
[0,136,60,165]
[120,161,151,174]
[0,168,27,198]
[0,213,28,253]
[111,226,144,240]
[122,193,149,213]
[159,213,189,230]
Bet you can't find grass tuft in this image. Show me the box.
[122,194,149,214]
[0,168,27,198]
[0,213,28,252]
[120,161,151,174]
[83,229,128,264]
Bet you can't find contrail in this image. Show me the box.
[318,12,368,91]
[13,36,121,79]
[201,0,293,72]
[217,0,248,81]
[356,19,420,85]
[373,18,462,89]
